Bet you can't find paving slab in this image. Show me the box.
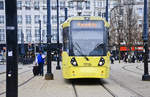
[19,63,75,97]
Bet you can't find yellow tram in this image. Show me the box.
[61,16,110,79]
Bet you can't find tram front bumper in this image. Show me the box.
[65,67,109,79]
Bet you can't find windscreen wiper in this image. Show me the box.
[73,42,89,61]
[94,43,105,50]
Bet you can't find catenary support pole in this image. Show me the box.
[56,0,61,70]
[39,20,41,51]
[142,0,150,81]
[5,0,18,97]
[65,8,68,21]
[106,0,109,22]
[45,0,53,80]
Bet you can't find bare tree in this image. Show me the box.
[109,0,143,61]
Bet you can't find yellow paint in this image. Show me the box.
[62,52,110,79]
[61,16,109,28]
[61,16,110,79]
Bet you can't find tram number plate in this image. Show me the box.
[83,63,92,66]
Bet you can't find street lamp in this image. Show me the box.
[142,0,150,81]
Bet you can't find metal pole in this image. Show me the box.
[45,0,53,80]
[5,0,18,97]
[65,8,68,21]
[142,0,150,81]
[56,0,61,70]
[39,20,41,51]
[21,31,25,63]
[106,0,109,22]
[94,0,96,16]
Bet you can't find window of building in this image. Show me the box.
[85,1,90,10]
[52,2,57,10]
[43,0,47,10]
[25,1,31,10]
[51,29,57,41]
[52,15,57,24]
[34,15,40,24]
[102,12,106,17]
[0,15,4,24]
[0,29,5,42]
[17,15,22,24]
[98,12,102,17]
[68,1,73,9]
[138,8,143,16]
[137,0,144,2]
[42,29,46,42]
[97,1,102,7]
[43,15,47,24]
[77,2,82,10]
[34,1,39,10]
[26,15,31,24]
[138,20,142,25]
[18,28,22,42]
[0,1,4,10]
[60,16,65,24]
[60,1,65,9]
[17,1,22,10]
[138,8,143,14]
[35,28,40,42]
[26,28,32,42]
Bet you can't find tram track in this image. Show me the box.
[99,79,117,97]
[0,69,32,83]
[0,69,35,96]
[71,79,118,97]
[109,75,144,97]
[122,65,142,75]
[110,63,145,97]
[72,82,78,97]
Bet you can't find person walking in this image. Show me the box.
[110,55,114,64]
[37,51,45,76]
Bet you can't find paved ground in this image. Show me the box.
[0,65,5,74]
[0,61,150,97]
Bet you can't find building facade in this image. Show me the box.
[0,0,145,48]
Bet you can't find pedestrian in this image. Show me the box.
[124,53,128,63]
[132,55,135,63]
[37,51,45,76]
[110,55,114,64]
[139,55,143,62]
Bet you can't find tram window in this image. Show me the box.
[63,27,69,52]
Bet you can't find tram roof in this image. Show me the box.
[61,16,109,28]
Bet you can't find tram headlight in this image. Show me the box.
[98,58,105,66]
[71,58,78,66]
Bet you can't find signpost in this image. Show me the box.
[5,0,18,97]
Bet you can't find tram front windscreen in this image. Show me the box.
[70,20,106,56]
